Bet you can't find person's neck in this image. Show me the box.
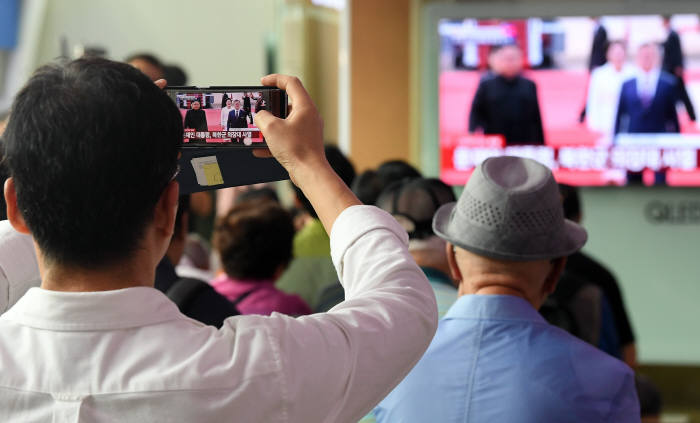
[39,254,156,292]
[458,273,536,307]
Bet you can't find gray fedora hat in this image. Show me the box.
[433,156,587,261]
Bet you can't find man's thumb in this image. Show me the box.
[254,110,275,133]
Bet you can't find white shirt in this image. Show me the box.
[220,105,234,128]
[0,220,40,313]
[0,206,438,422]
[636,68,661,104]
[586,63,635,135]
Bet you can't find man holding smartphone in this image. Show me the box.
[0,58,437,422]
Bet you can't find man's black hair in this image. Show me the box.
[163,65,188,86]
[376,159,421,188]
[559,184,581,222]
[351,170,383,205]
[294,145,355,218]
[489,43,522,56]
[3,57,182,268]
[125,53,164,70]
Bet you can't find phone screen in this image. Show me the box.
[167,87,286,147]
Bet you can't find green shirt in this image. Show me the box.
[276,219,337,308]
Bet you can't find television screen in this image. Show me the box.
[438,15,700,186]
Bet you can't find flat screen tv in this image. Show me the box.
[438,14,700,186]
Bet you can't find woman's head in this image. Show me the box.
[191,100,201,110]
[214,200,295,281]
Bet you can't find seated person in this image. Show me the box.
[154,195,241,327]
[0,60,437,421]
[211,200,311,316]
[275,145,356,308]
[351,159,422,206]
[373,156,639,422]
[375,178,458,317]
[560,184,637,367]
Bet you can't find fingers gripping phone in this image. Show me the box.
[166,86,288,147]
[166,86,289,194]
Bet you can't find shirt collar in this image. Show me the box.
[444,294,545,324]
[637,68,660,82]
[2,286,184,331]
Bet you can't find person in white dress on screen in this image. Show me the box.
[220,97,234,130]
[586,41,634,136]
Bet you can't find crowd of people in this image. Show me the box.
[0,50,663,422]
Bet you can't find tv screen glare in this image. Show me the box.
[439,15,700,186]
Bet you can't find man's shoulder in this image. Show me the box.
[659,71,678,87]
[545,322,633,378]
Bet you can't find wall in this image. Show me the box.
[350,0,412,171]
[278,1,341,145]
[417,0,700,364]
[33,0,277,85]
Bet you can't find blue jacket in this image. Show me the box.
[615,71,680,134]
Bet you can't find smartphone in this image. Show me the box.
[166,86,287,148]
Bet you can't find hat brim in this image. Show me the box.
[433,203,588,261]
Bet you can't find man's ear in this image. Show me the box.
[445,242,463,286]
[154,181,179,237]
[543,256,567,295]
[4,178,30,235]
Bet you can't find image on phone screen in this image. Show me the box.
[167,88,286,147]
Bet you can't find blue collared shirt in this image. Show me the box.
[373,294,640,423]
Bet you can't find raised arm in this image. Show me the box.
[253,75,438,422]
[255,75,361,232]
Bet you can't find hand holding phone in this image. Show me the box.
[255,74,360,232]
[255,75,325,178]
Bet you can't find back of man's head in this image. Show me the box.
[432,156,587,306]
[3,58,182,268]
[376,178,456,241]
[125,53,165,81]
[351,170,383,205]
[376,160,421,188]
[295,145,355,218]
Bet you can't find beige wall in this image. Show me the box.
[34,0,276,85]
[279,2,341,144]
[350,0,412,171]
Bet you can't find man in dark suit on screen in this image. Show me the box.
[226,100,248,130]
[227,99,249,143]
[662,16,696,121]
[579,17,609,122]
[615,43,680,135]
[468,44,545,145]
[589,18,608,71]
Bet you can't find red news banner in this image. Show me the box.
[184,129,263,143]
[440,135,700,186]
